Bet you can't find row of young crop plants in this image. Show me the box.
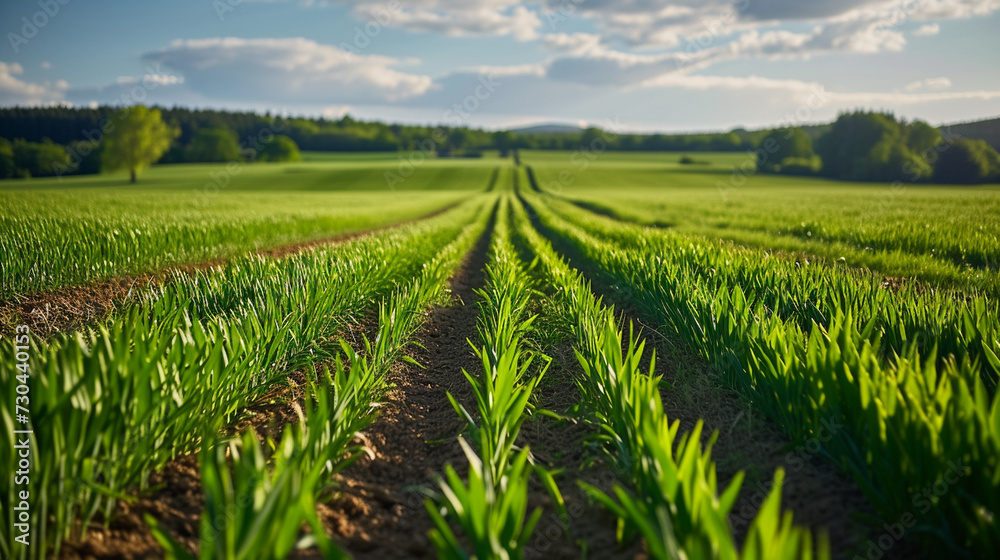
[0,196,493,559]
[416,195,828,559]
[516,178,999,557]
[425,199,554,558]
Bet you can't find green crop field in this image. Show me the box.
[0,157,495,298]
[524,150,1000,295]
[1,154,997,560]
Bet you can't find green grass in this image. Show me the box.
[519,149,751,170]
[521,150,1000,294]
[301,150,504,163]
[0,158,495,298]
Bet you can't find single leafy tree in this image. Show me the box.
[493,130,514,157]
[102,105,178,183]
[257,135,302,162]
[816,111,900,181]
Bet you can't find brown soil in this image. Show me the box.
[0,275,152,341]
[295,229,492,559]
[47,195,888,559]
[0,203,459,340]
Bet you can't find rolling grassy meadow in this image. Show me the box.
[1,151,997,560]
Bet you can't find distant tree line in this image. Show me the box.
[754,111,1000,184]
[0,106,997,184]
[0,105,771,180]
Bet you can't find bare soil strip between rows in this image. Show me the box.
[518,193,888,559]
[0,201,461,340]
[296,224,493,559]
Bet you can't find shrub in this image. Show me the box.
[777,156,820,176]
[679,155,709,165]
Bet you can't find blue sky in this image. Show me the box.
[1,0,999,132]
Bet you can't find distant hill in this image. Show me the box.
[940,116,1000,151]
[509,124,585,134]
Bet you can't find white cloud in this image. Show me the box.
[542,32,602,54]
[533,19,906,90]
[529,1,966,88]
[804,16,907,53]
[141,37,432,104]
[648,74,997,109]
[144,74,185,86]
[333,0,542,41]
[0,61,66,106]
[904,77,953,91]
[925,77,953,89]
[113,73,183,87]
[546,50,688,86]
[322,105,352,118]
[834,88,1000,105]
[398,57,999,131]
[40,61,51,69]
[913,23,940,36]
[531,0,1000,58]
[537,0,895,48]
[460,63,545,77]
